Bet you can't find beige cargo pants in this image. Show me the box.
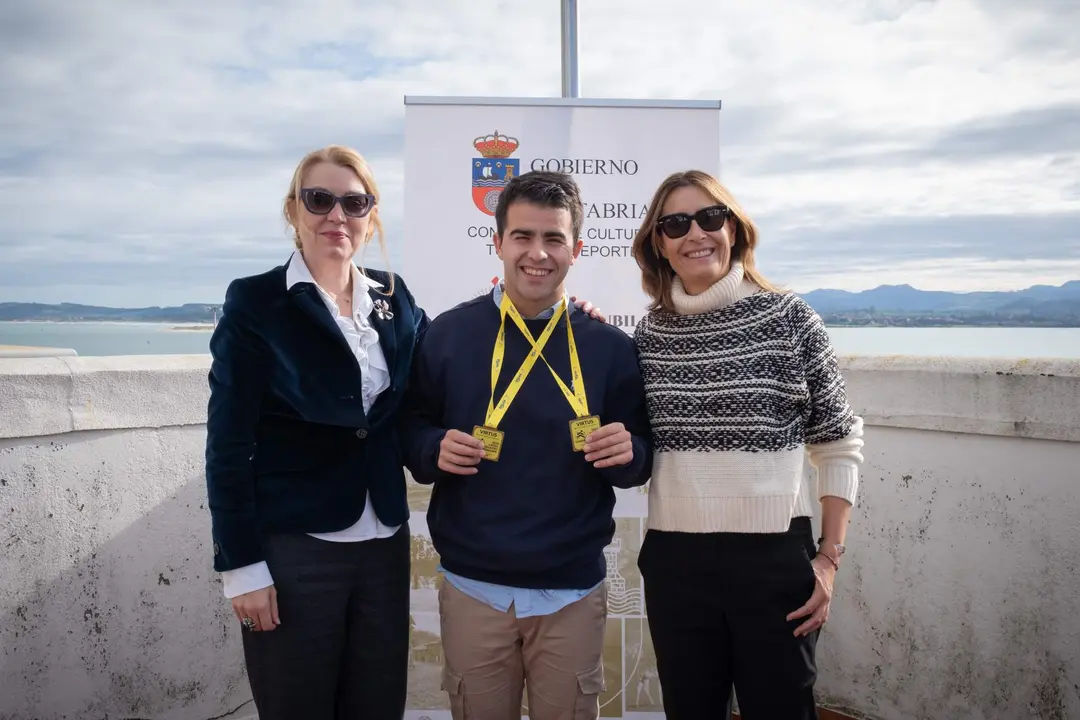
[437,579,608,720]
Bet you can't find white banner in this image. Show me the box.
[402,96,722,333]
[401,96,722,720]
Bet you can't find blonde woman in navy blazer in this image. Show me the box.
[204,144,429,720]
[204,145,605,719]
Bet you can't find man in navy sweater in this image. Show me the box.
[401,170,652,720]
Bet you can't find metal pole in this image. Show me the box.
[560,0,580,98]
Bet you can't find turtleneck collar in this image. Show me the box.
[670,261,759,315]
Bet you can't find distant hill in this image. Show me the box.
[1,279,1079,326]
[800,280,1080,327]
[800,280,1080,313]
[0,302,219,323]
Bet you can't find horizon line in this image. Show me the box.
[2,277,1079,310]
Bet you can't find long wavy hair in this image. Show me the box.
[631,170,781,313]
[282,145,394,295]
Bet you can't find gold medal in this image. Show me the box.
[472,425,505,462]
[569,415,601,452]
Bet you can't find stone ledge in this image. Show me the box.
[839,355,1079,443]
[0,354,212,439]
[1,354,1077,443]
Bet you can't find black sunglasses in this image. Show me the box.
[300,187,376,218]
[656,204,730,239]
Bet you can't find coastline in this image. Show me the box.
[823,322,1080,329]
[823,323,1080,329]
[0,320,215,331]
[3,324,1078,358]
[10,320,1080,329]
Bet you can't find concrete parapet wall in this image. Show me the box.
[0,354,1078,719]
[840,355,1079,442]
[0,355,210,439]
[4,353,1076,442]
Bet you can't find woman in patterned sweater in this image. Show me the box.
[630,170,865,719]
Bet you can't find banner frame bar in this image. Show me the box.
[561,0,580,98]
[403,95,721,110]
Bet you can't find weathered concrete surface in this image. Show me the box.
[0,414,251,718]
[817,355,1080,719]
[815,426,1080,720]
[0,354,1078,719]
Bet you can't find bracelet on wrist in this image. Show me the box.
[816,550,840,571]
[816,537,845,569]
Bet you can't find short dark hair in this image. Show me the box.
[494,170,584,240]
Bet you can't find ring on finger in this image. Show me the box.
[241,616,257,631]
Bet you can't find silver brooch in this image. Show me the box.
[373,298,394,321]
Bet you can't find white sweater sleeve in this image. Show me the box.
[787,297,865,505]
[807,416,864,504]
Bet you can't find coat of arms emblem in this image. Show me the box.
[471,129,520,216]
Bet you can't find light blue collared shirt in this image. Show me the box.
[439,284,602,618]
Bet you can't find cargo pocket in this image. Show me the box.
[441,666,467,718]
[572,660,607,719]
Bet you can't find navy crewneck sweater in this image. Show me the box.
[401,290,653,589]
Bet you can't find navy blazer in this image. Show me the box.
[204,258,429,573]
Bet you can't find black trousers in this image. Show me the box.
[242,524,411,720]
[638,517,820,720]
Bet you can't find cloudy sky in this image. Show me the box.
[1,0,1078,306]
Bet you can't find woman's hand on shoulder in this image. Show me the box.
[231,585,280,632]
[569,295,606,323]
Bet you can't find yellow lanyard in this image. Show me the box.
[504,299,589,419]
[484,294,565,430]
[484,294,589,430]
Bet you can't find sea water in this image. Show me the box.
[2,322,1079,359]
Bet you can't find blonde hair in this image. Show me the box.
[283,145,394,295]
[631,170,782,313]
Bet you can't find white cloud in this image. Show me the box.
[0,0,1078,304]
[743,154,1079,227]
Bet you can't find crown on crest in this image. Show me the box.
[473,130,520,158]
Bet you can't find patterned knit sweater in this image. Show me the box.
[633,262,865,534]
